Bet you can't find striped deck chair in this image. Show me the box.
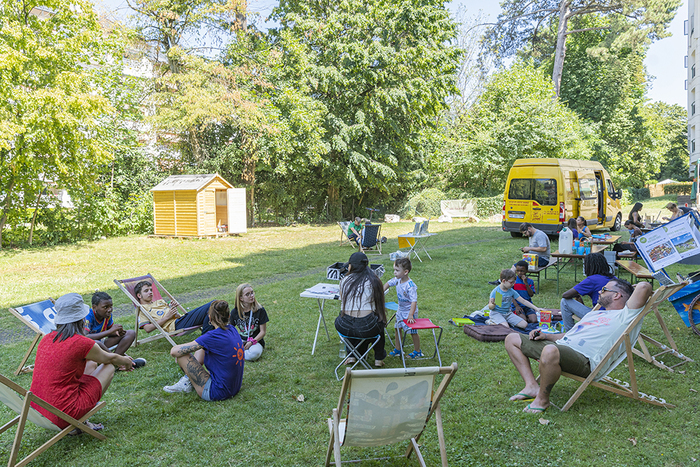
[7,299,56,375]
[326,363,458,467]
[0,374,106,467]
[114,274,199,346]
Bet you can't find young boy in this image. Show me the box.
[488,269,542,329]
[511,261,538,323]
[85,292,146,367]
[384,258,422,358]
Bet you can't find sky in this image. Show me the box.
[96,0,688,107]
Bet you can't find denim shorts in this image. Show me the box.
[201,378,213,401]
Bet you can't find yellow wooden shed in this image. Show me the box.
[150,174,247,237]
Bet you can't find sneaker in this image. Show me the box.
[163,375,193,393]
[388,348,402,357]
[408,350,424,359]
[133,358,147,368]
[488,280,501,285]
[374,360,385,367]
[345,357,357,366]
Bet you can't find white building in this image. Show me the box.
[689,1,700,177]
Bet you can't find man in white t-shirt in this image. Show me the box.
[504,278,651,413]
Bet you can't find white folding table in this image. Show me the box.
[299,283,339,355]
[397,232,437,262]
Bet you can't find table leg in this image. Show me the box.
[312,298,331,355]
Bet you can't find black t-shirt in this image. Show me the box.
[230,307,269,347]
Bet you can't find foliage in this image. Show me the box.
[654,102,690,182]
[440,61,594,197]
[0,0,126,249]
[400,188,446,219]
[628,187,650,200]
[474,194,504,217]
[271,0,462,217]
[663,183,693,195]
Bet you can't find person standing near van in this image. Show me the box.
[519,223,550,268]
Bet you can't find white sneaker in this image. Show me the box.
[163,375,193,393]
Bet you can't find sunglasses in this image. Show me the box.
[600,286,619,294]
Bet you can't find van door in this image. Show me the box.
[595,171,605,222]
[576,170,598,226]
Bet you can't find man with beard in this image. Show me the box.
[503,278,650,413]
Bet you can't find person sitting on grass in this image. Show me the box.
[31,293,135,432]
[384,257,422,359]
[505,279,648,413]
[164,300,245,400]
[511,261,538,324]
[487,269,542,330]
[85,292,145,369]
[560,253,615,332]
[134,280,214,335]
[230,283,269,361]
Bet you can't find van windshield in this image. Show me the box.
[508,179,557,206]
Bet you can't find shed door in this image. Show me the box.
[227,188,247,234]
[204,189,216,235]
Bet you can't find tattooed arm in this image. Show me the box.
[170,341,203,358]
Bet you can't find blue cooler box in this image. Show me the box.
[668,281,700,327]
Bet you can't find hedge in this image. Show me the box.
[664,183,693,195]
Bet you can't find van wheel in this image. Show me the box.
[611,213,622,231]
[510,232,522,238]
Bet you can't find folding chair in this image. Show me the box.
[603,250,618,274]
[326,363,458,467]
[360,224,382,255]
[114,274,199,347]
[546,283,686,411]
[335,332,382,381]
[397,319,443,368]
[0,374,106,467]
[7,299,56,375]
[337,221,352,247]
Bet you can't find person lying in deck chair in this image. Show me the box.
[504,278,651,413]
[134,281,214,335]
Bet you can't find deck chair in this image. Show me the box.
[360,224,382,256]
[338,221,352,247]
[547,283,686,412]
[0,374,106,467]
[326,363,458,467]
[114,274,199,347]
[7,299,56,375]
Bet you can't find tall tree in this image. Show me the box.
[271,0,461,216]
[0,0,121,249]
[483,0,680,96]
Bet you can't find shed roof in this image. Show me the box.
[151,174,233,192]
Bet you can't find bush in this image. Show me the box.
[400,188,446,218]
[474,195,503,218]
[628,187,650,201]
[663,183,692,195]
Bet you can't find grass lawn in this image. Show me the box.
[1,216,699,466]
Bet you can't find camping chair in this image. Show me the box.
[326,363,458,467]
[0,374,106,467]
[7,299,56,375]
[603,250,618,274]
[396,319,443,368]
[335,332,382,381]
[544,283,686,412]
[114,274,199,347]
[360,224,382,256]
[338,221,353,247]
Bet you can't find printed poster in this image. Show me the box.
[636,213,700,272]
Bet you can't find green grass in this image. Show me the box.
[1,216,699,466]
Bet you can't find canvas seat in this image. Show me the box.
[7,299,56,375]
[334,332,382,381]
[114,273,200,347]
[543,283,686,411]
[0,374,106,467]
[396,318,443,368]
[326,363,458,467]
[360,224,382,255]
[337,221,353,247]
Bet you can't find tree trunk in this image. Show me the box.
[28,187,43,245]
[552,0,571,97]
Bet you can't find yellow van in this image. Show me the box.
[502,158,622,236]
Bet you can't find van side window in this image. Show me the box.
[508,179,557,206]
[606,179,615,197]
[578,178,596,199]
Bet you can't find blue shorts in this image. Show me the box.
[201,378,213,401]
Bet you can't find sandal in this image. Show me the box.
[408,350,424,359]
[388,348,402,357]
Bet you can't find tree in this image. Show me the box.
[0,0,122,249]
[271,0,462,217]
[484,0,680,96]
[442,61,594,196]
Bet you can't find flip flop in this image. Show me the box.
[523,404,547,414]
[69,421,104,436]
[510,392,535,402]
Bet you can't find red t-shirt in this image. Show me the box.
[30,332,103,428]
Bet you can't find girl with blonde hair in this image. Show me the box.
[230,283,269,361]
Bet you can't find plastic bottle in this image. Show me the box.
[559,227,573,254]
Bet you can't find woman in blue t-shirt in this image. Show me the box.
[560,253,615,331]
[164,300,245,401]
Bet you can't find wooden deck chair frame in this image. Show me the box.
[7,299,56,376]
[632,302,694,372]
[326,363,458,467]
[545,283,686,412]
[114,273,198,347]
[0,374,106,467]
[338,221,353,247]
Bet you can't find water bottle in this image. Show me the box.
[559,227,573,254]
[339,344,346,358]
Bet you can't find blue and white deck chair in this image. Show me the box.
[7,299,56,375]
[326,363,458,467]
[360,224,382,256]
